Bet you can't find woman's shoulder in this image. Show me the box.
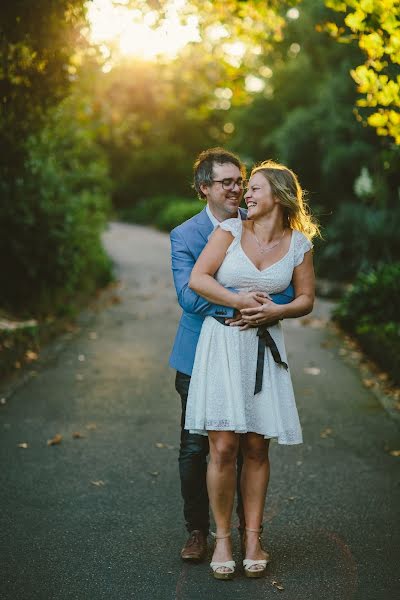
[291,229,313,265]
[218,217,243,237]
[291,229,312,244]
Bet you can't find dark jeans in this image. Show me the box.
[175,371,244,536]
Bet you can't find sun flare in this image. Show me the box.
[86,0,200,62]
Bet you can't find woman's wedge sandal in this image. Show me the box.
[242,527,270,578]
[210,532,236,580]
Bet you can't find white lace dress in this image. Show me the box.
[184,218,313,445]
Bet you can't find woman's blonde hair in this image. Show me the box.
[250,160,320,240]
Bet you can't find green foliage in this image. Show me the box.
[120,193,204,231]
[92,61,221,208]
[0,98,112,316]
[82,1,303,210]
[334,263,400,383]
[119,193,204,231]
[335,262,400,325]
[316,202,400,281]
[0,2,113,318]
[156,200,205,231]
[0,0,88,172]
[230,0,399,213]
[323,0,400,143]
[120,195,197,225]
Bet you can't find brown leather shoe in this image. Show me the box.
[180,530,207,561]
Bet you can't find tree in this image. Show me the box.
[322,0,400,143]
[83,1,302,206]
[0,2,112,315]
[230,0,387,206]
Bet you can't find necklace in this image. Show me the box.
[252,226,285,254]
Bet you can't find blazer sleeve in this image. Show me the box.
[170,228,235,318]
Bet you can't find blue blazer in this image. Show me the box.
[169,207,294,375]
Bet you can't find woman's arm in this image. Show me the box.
[170,227,235,317]
[189,228,266,311]
[240,250,315,324]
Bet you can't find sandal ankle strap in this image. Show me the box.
[245,527,262,533]
[211,531,231,540]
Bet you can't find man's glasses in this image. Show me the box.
[212,178,245,190]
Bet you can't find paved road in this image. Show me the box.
[1,223,399,600]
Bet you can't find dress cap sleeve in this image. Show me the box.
[294,230,313,266]
[218,217,243,238]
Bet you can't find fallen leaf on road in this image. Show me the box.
[288,496,296,501]
[300,317,325,328]
[339,348,347,356]
[78,354,85,362]
[389,450,400,457]
[320,427,333,438]
[72,432,85,439]
[362,379,374,389]
[150,471,159,477]
[91,480,105,487]
[47,434,63,446]
[272,580,284,591]
[75,373,84,381]
[89,332,98,340]
[304,367,320,375]
[86,423,97,430]
[15,361,21,369]
[320,341,333,348]
[25,350,38,362]
[0,398,6,405]
[65,324,80,333]
[111,295,121,304]
[155,442,175,449]
[17,442,29,449]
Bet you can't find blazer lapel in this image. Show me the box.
[194,207,213,245]
[239,207,247,220]
[194,206,247,245]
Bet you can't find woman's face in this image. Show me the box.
[244,172,278,220]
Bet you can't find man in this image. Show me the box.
[169,148,293,561]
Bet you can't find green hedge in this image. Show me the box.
[0,101,113,317]
[334,262,400,384]
[120,196,204,231]
[156,200,204,231]
[315,203,400,281]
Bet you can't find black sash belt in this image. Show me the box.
[213,317,288,395]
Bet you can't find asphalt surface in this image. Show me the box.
[1,222,399,600]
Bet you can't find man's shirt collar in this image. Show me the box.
[206,204,239,229]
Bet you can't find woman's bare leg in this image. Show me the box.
[207,431,239,569]
[240,433,270,563]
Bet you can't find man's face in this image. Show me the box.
[200,162,243,221]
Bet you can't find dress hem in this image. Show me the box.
[187,427,303,445]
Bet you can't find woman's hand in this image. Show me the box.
[240,297,284,326]
[233,291,269,311]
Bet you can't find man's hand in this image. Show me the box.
[240,297,284,326]
[225,312,249,329]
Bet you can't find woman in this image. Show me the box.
[185,160,318,579]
